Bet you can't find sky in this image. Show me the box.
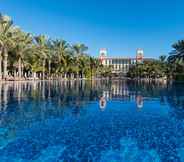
[0,0,184,58]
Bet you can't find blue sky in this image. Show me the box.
[0,0,184,58]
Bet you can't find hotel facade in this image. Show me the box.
[99,48,153,75]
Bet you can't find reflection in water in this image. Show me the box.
[0,80,183,161]
[72,100,81,118]
[136,94,143,109]
[0,80,183,127]
[0,80,183,117]
[99,96,107,111]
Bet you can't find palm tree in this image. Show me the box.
[159,55,167,63]
[78,55,87,78]
[64,52,74,78]
[0,45,2,79]
[168,40,184,65]
[89,57,95,79]
[46,40,55,78]
[34,35,49,80]
[72,43,88,56]
[0,14,14,79]
[12,30,33,78]
[24,45,41,78]
[168,40,184,79]
[72,43,88,78]
[91,58,101,78]
[53,39,69,78]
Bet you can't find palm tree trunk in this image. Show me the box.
[3,84,8,110]
[0,52,2,80]
[91,66,93,79]
[33,72,37,79]
[14,69,17,77]
[77,71,79,79]
[48,60,51,79]
[71,73,74,79]
[3,48,8,79]
[18,57,22,79]
[42,59,46,80]
[0,84,2,111]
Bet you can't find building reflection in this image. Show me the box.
[101,80,144,110]
[0,80,183,120]
[136,94,143,109]
[99,80,179,111]
[99,96,106,111]
[0,80,169,115]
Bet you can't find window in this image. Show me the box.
[112,59,114,64]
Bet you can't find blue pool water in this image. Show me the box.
[0,80,184,162]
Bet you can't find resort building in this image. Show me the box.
[99,48,153,75]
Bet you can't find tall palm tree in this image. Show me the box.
[0,14,14,79]
[46,40,55,78]
[159,55,167,63]
[23,44,40,78]
[168,40,184,78]
[64,52,74,78]
[168,40,184,65]
[12,30,33,78]
[53,39,69,78]
[89,57,99,79]
[0,45,2,79]
[72,43,88,56]
[34,35,49,80]
[72,43,88,78]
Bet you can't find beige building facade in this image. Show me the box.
[99,48,153,75]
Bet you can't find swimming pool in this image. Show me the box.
[0,80,183,162]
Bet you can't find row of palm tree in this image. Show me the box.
[0,14,107,80]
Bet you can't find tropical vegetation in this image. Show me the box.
[127,56,168,79]
[127,40,184,81]
[168,40,184,81]
[0,13,108,80]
